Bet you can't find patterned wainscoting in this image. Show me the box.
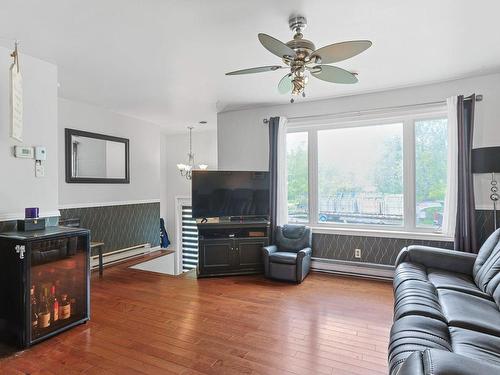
[312,209,497,266]
[312,233,454,265]
[476,209,496,247]
[59,202,160,255]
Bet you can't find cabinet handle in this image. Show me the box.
[15,245,25,260]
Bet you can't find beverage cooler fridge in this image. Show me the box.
[0,227,90,348]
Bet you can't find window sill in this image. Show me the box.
[310,226,454,242]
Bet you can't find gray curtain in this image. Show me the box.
[268,117,280,243]
[454,94,478,252]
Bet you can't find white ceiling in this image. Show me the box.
[1,0,500,133]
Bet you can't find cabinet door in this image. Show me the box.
[199,239,234,274]
[0,239,27,348]
[237,238,267,269]
[29,234,89,345]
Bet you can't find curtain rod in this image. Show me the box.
[262,94,483,124]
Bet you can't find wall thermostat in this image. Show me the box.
[14,146,34,159]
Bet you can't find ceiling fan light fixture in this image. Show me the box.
[225,15,371,102]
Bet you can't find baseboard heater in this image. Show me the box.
[90,243,153,269]
[311,258,394,280]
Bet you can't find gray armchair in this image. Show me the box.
[262,224,312,283]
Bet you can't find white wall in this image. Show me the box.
[0,46,59,220]
[160,130,217,252]
[218,73,500,208]
[58,98,160,207]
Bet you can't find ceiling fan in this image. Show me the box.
[226,16,372,103]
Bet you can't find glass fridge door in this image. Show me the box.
[29,234,88,342]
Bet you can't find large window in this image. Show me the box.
[286,109,449,235]
[287,132,308,223]
[318,123,403,226]
[415,119,448,229]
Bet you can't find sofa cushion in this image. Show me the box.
[427,268,492,299]
[473,228,500,292]
[438,289,500,337]
[491,273,500,308]
[396,349,500,375]
[269,252,297,265]
[388,315,452,375]
[394,279,446,322]
[275,225,312,252]
[394,262,428,291]
[450,327,500,367]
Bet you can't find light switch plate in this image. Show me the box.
[35,163,45,178]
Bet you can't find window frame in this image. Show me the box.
[286,106,452,241]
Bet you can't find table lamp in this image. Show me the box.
[472,146,500,230]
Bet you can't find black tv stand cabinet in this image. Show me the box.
[196,220,270,278]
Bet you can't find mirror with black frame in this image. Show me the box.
[65,128,130,183]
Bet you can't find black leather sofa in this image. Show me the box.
[389,229,500,375]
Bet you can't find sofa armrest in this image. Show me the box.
[296,247,312,283]
[395,245,477,275]
[262,245,278,256]
[262,245,278,277]
[297,247,312,259]
[396,349,500,375]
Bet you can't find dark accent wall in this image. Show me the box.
[312,209,497,266]
[59,202,160,255]
[476,209,496,247]
[312,233,453,265]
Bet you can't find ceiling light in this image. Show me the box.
[177,126,207,180]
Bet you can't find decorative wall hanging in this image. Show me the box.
[10,41,23,142]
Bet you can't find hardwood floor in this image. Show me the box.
[0,255,394,375]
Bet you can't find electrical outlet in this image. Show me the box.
[354,248,362,259]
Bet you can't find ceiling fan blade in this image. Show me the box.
[310,65,358,84]
[225,65,283,75]
[278,74,293,94]
[311,40,372,64]
[258,33,296,59]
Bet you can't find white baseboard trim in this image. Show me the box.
[60,199,160,210]
[90,243,156,269]
[475,205,494,210]
[311,258,394,280]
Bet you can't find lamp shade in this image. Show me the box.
[472,147,500,173]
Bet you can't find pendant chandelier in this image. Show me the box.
[177,126,207,180]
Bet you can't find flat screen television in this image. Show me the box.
[192,171,270,219]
